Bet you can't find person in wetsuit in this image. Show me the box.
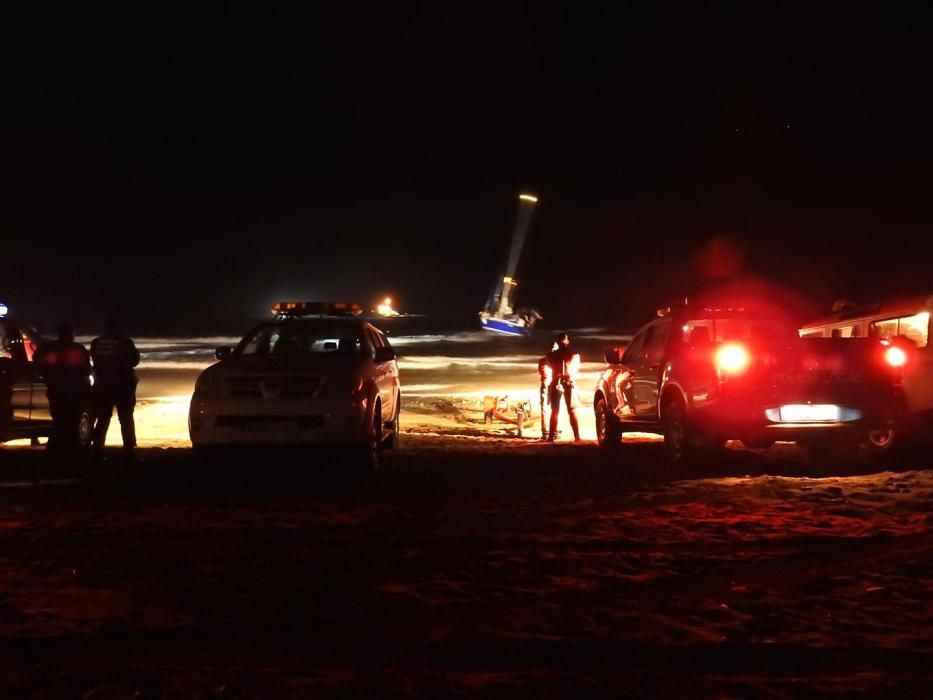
[545,332,581,442]
[538,340,558,439]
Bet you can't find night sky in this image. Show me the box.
[2,4,933,334]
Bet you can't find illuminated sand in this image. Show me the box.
[4,335,933,697]
[110,330,631,448]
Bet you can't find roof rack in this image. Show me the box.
[271,301,364,319]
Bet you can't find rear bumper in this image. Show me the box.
[690,394,905,443]
[188,396,369,447]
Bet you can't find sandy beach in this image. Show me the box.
[0,438,931,697]
[0,331,931,697]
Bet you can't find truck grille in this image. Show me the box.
[225,375,324,399]
[215,415,325,429]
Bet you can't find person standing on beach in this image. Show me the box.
[36,322,91,457]
[90,317,140,460]
[545,333,581,442]
[537,340,558,439]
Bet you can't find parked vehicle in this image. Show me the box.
[189,302,401,472]
[0,304,93,450]
[594,303,912,462]
[800,295,933,426]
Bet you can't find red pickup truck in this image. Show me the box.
[594,303,911,463]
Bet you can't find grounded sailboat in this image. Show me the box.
[479,193,543,336]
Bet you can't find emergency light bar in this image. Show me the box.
[271,301,364,318]
[658,301,748,317]
[0,302,7,318]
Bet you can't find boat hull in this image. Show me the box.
[480,316,531,336]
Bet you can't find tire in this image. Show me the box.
[862,424,920,466]
[68,407,96,474]
[383,396,400,450]
[352,413,381,475]
[77,408,94,449]
[662,398,690,464]
[864,426,896,456]
[594,396,622,448]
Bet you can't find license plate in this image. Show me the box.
[778,404,841,422]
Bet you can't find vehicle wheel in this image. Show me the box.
[77,408,94,449]
[865,426,896,453]
[662,399,690,464]
[595,396,622,448]
[383,397,400,449]
[862,424,915,465]
[353,413,381,475]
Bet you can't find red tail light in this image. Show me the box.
[716,343,750,375]
[884,345,908,368]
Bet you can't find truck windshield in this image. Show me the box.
[239,325,361,357]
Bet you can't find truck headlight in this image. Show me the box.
[194,373,220,398]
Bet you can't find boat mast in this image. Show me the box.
[503,193,538,284]
[490,193,538,315]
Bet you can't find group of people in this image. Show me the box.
[537,332,581,442]
[36,318,140,461]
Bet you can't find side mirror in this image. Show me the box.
[604,347,624,365]
[373,346,396,363]
[215,347,233,361]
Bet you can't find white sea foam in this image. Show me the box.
[138,360,214,371]
[77,336,242,349]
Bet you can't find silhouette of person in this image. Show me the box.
[546,333,581,442]
[36,322,91,456]
[538,340,558,439]
[90,317,140,459]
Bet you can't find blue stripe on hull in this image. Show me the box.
[480,317,529,336]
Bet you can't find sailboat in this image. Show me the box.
[479,193,543,336]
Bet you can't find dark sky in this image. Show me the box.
[2,3,933,333]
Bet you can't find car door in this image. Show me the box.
[1,321,33,426]
[377,331,399,420]
[367,327,395,424]
[20,325,51,425]
[631,318,671,419]
[613,326,647,422]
